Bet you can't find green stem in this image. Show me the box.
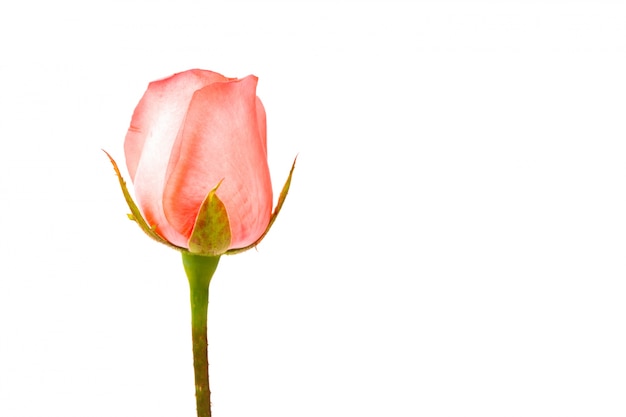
[182,252,221,417]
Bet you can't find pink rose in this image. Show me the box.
[123,69,274,252]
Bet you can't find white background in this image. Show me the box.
[1,1,625,416]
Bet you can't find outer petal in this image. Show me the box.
[256,96,268,156]
[163,75,273,249]
[124,69,231,247]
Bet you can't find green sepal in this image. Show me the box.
[188,180,232,256]
[103,150,185,252]
[227,155,297,255]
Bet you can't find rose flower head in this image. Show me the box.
[105,69,295,256]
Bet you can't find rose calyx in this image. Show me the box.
[105,150,296,256]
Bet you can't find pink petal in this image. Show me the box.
[124,69,231,247]
[256,96,268,156]
[163,75,273,249]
